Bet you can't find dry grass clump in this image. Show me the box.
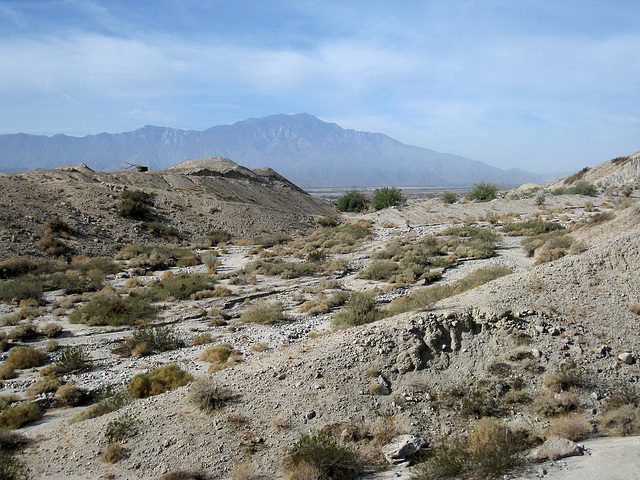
[25,375,62,398]
[530,391,579,417]
[547,414,591,441]
[192,332,215,346]
[0,402,40,429]
[8,323,39,341]
[597,384,640,436]
[249,341,269,352]
[412,419,527,480]
[100,442,127,463]
[299,292,349,316]
[55,384,86,407]
[68,388,132,424]
[113,324,185,357]
[200,343,242,373]
[333,292,386,328]
[6,346,46,369]
[240,301,286,325]
[189,378,233,413]
[151,272,218,300]
[160,470,207,480]
[0,363,16,380]
[285,432,363,480]
[521,230,583,265]
[127,364,193,399]
[542,365,584,393]
[41,322,63,338]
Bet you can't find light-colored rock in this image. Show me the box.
[618,352,634,364]
[536,437,583,461]
[381,434,426,465]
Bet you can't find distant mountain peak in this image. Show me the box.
[0,113,549,186]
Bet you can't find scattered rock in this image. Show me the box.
[618,352,635,364]
[381,434,426,465]
[536,437,584,461]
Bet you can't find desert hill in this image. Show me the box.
[1,154,640,479]
[0,113,552,187]
[0,157,334,261]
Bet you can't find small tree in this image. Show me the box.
[337,189,368,213]
[371,187,405,210]
[466,182,499,202]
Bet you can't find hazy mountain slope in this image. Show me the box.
[0,113,549,187]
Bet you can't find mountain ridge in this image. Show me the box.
[0,113,552,187]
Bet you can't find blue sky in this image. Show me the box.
[1,0,639,173]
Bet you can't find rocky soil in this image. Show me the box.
[1,158,640,480]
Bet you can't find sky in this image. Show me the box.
[1,0,639,173]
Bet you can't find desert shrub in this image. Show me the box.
[0,451,29,480]
[388,266,511,315]
[47,269,105,294]
[287,432,362,480]
[189,378,233,413]
[68,292,156,326]
[44,216,73,236]
[35,235,73,257]
[531,391,578,417]
[547,414,591,441]
[333,292,385,328]
[466,181,499,202]
[25,375,61,398]
[160,471,207,480]
[542,364,584,393]
[588,211,614,224]
[101,442,127,463]
[502,221,564,236]
[413,419,525,480]
[521,230,576,265]
[127,364,193,398]
[8,322,39,341]
[142,221,179,239]
[315,214,340,227]
[41,322,63,338]
[151,273,217,300]
[567,180,597,196]
[117,189,152,219]
[337,189,368,212]
[192,332,215,346]
[357,260,400,281]
[6,346,46,369]
[441,226,499,243]
[114,324,184,357]
[199,343,242,372]
[0,258,40,279]
[598,404,640,436]
[55,346,92,373]
[70,256,120,275]
[44,340,59,352]
[0,364,16,380]
[441,191,457,204]
[105,413,136,443]
[0,402,40,429]
[68,388,132,424]
[371,187,405,210]
[0,276,43,304]
[55,384,86,407]
[208,229,230,246]
[116,244,191,272]
[240,301,286,325]
[563,167,590,185]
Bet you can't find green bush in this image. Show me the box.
[0,402,40,429]
[207,229,230,246]
[127,365,193,398]
[6,346,46,369]
[41,322,63,338]
[117,190,153,219]
[142,221,179,240]
[55,346,93,374]
[68,292,156,326]
[441,191,457,204]
[333,292,386,327]
[55,384,86,407]
[105,413,136,443]
[567,180,597,196]
[466,182,499,202]
[188,378,233,413]
[0,276,43,304]
[337,189,368,212]
[25,375,61,397]
[287,432,362,480]
[240,301,286,325]
[357,259,400,281]
[47,269,105,294]
[0,259,40,280]
[113,324,185,357]
[68,387,132,424]
[151,273,217,300]
[44,216,73,236]
[371,187,405,210]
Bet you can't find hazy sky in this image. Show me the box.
[1,1,639,173]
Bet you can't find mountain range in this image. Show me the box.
[0,113,552,187]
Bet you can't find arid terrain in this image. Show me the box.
[1,153,640,480]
